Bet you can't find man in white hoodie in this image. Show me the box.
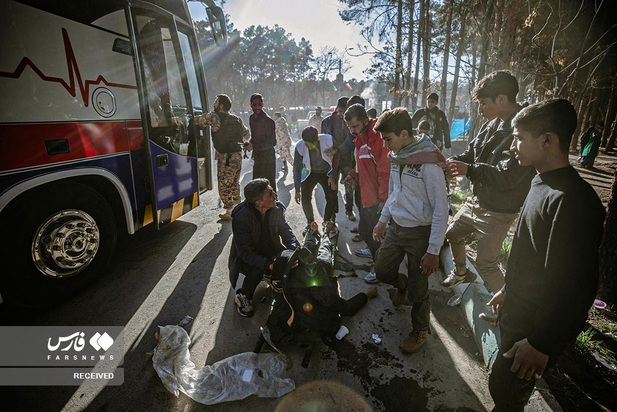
[372,108,449,354]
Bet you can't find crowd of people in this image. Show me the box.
[201,70,606,412]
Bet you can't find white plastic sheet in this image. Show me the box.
[152,325,295,405]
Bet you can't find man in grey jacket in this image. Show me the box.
[372,108,449,354]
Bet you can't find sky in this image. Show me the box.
[188,0,374,80]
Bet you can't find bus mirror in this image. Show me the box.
[206,6,227,46]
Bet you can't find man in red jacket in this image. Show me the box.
[343,104,391,283]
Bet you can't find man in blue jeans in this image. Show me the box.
[372,108,449,354]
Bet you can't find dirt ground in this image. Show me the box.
[571,151,617,205]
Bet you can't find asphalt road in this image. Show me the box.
[0,157,497,411]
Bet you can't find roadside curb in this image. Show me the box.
[439,246,499,367]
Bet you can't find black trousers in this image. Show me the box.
[300,172,338,223]
[358,203,381,259]
[489,328,554,412]
[252,147,276,191]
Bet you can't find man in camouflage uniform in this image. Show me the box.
[274,112,293,172]
[308,106,323,129]
[197,94,249,221]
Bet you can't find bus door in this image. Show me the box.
[128,3,211,230]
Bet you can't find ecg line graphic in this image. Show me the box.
[0,28,137,107]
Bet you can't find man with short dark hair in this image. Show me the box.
[487,98,605,411]
[372,108,448,354]
[343,103,391,283]
[248,93,277,190]
[321,96,357,222]
[209,94,249,221]
[308,106,323,129]
[411,92,451,153]
[443,71,535,297]
[293,126,339,226]
[229,178,299,317]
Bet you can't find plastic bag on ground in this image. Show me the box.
[152,325,295,405]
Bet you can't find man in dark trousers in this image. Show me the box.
[321,96,357,222]
[487,98,606,411]
[229,178,299,317]
[343,103,391,284]
[293,126,339,227]
[411,92,451,154]
[248,93,277,191]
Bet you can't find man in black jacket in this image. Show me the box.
[248,93,277,191]
[443,71,535,295]
[411,92,451,153]
[487,99,605,411]
[229,178,299,317]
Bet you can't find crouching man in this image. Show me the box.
[229,178,299,317]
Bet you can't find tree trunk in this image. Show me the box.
[598,169,617,305]
[572,90,592,152]
[606,108,617,153]
[440,0,453,112]
[404,0,416,109]
[393,0,404,107]
[477,0,495,81]
[421,0,431,101]
[413,0,424,110]
[471,36,478,86]
[602,77,617,147]
[492,0,503,58]
[448,10,467,126]
[496,0,523,70]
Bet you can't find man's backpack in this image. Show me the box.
[212,112,244,153]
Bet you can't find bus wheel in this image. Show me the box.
[0,182,117,307]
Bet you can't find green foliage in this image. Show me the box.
[499,237,512,261]
[576,327,616,363]
[590,308,617,338]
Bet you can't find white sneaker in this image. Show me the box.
[364,270,379,284]
[354,248,372,259]
[442,269,476,288]
[234,292,254,317]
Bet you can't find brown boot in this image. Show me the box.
[400,330,428,354]
[392,288,408,307]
